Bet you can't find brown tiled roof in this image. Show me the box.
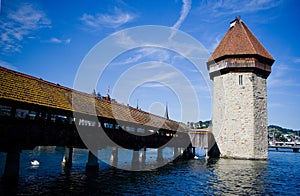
[208,18,274,64]
[0,66,186,131]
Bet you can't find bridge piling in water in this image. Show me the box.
[2,146,21,185]
[110,147,119,167]
[86,151,99,171]
[183,144,195,159]
[131,149,140,170]
[141,147,146,166]
[62,147,73,167]
[173,147,180,159]
[157,148,163,163]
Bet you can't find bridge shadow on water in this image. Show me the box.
[0,147,194,195]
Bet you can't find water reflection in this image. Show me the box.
[1,149,300,195]
[206,158,268,195]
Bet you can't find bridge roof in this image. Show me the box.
[0,66,186,131]
[207,17,274,64]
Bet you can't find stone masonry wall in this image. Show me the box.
[212,71,268,159]
[253,75,268,159]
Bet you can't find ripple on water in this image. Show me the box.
[0,150,300,195]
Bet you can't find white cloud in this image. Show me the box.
[49,37,62,43]
[114,31,138,48]
[111,47,171,67]
[112,61,202,122]
[65,38,71,44]
[117,54,144,65]
[169,0,192,40]
[172,0,192,29]
[207,34,222,53]
[152,71,178,81]
[80,8,135,29]
[115,30,209,60]
[7,4,50,27]
[141,82,167,88]
[293,57,300,63]
[195,0,281,19]
[139,48,171,62]
[268,102,284,108]
[268,64,300,88]
[212,0,281,15]
[47,37,71,44]
[0,3,51,53]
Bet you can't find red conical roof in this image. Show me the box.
[208,17,274,64]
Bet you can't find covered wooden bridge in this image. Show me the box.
[0,66,212,183]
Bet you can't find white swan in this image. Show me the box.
[31,160,40,166]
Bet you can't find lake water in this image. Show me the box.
[0,148,299,195]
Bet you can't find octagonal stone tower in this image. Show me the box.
[207,17,275,159]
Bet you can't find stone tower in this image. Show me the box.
[207,17,275,159]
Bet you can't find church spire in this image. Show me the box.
[164,103,169,119]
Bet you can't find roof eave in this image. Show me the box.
[206,54,275,66]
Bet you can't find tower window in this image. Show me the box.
[239,75,243,85]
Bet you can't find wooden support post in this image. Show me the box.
[41,112,46,120]
[206,149,209,159]
[173,147,180,159]
[182,145,193,159]
[2,147,21,185]
[10,106,16,119]
[188,145,194,158]
[141,147,146,166]
[62,147,73,167]
[180,147,184,154]
[86,151,99,171]
[68,116,74,125]
[110,147,118,167]
[131,149,140,170]
[157,148,163,163]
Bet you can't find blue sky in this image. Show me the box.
[1,0,300,130]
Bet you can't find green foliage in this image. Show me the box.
[268,125,294,134]
[187,120,211,129]
[268,125,298,142]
